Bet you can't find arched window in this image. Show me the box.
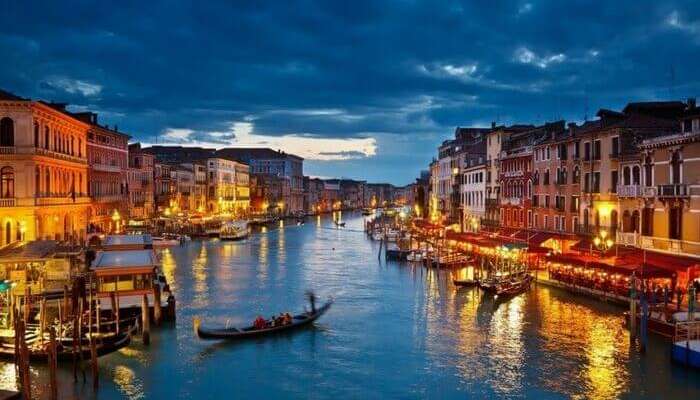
[0,117,14,147]
[583,208,589,228]
[34,122,39,147]
[573,166,580,184]
[671,150,682,184]
[35,167,40,196]
[631,210,640,233]
[610,209,618,230]
[44,126,50,149]
[45,169,51,195]
[644,156,653,187]
[623,166,631,185]
[0,167,14,198]
[632,166,640,185]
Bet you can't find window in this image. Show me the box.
[632,166,640,185]
[574,141,580,159]
[584,142,591,160]
[546,147,550,160]
[669,207,682,240]
[611,136,619,157]
[570,196,579,212]
[0,167,14,198]
[544,169,550,185]
[642,208,653,236]
[592,172,601,193]
[34,123,39,147]
[573,166,580,184]
[611,170,618,193]
[545,195,550,208]
[671,150,682,184]
[644,156,653,187]
[0,117,14,147]
[684,119,693,133]
[593,140,601,160]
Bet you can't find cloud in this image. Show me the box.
[44,77,102,96]
[513,47,566,69]
[2,0,699,183]
[666,10,700,34]
[518,3,533,15]
[148,121,377,161]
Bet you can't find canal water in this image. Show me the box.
[2,212,700,399]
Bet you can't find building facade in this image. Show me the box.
[0,91,90,243]
[77,112,130,233]
[127,143,155,220]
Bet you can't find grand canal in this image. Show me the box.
[2,212,700,399]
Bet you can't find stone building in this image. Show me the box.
[74,112,130,233]
[0,89,90,243]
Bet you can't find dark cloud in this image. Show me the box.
[1,0,700,183]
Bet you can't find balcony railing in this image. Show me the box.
[616,185,656,198]
[657,184,688,197]
[35,196,90,206]
[0,198,16,207]
[502,197,521,206]
[574,223,617,237]
[0,146,15,154]
[485,198,499,208]
[91,163,122,173]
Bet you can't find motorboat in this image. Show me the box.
[220,220,249,241]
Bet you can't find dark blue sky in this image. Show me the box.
[2,1,699,184]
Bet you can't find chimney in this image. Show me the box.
[567,122,576,135]
[491,121,496,129]
[688,98,696,109]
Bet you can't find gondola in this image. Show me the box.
[334,221,345,227]
[453,278,479,287]
[494,274,533,299]
[195,300,333,340]
[0,329,133,362]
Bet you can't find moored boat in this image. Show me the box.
[453,278,479,287]
[220,220,249,241]
[195,300,332,340]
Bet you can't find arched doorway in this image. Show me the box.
[0,167,14,198]
[631,210,640,233]
[611,209,618,231]
[623,210,631,232]
[4,222,10,245]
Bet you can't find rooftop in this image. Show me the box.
[104,234,153,247]
[92,249,158,269]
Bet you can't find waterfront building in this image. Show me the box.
[0,90,90,243]
[631,103,700,255]
[75,112,130,234]
[413,170,430,218]
[577,102,683,239]
[429,159,439,220]
[303,176,325,214]
[499,123,560,229]
[127,143,155,220]
[249,173,288,215]
[172,164,195,212]
[216,148,303,216]
[366,183,395,208]
[532,123,578,234]
[460,155,487,232]
[322,180,341,212]
[154,162,176,214]
[181,161,208,213]
[393,183,416,208]
[206,157,249,216]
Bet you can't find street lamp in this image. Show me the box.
[111,209,121,233]
[593,229,614,252]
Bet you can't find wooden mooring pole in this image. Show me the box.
[142,294,150,345]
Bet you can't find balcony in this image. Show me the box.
[657,184,688,197]
[503,197,521,206]
[0,198,16,207]
[93,194,124,203]
[34,196,90,206]
[0,146,15,154]
[33,147,87,164]
[91,163,122,173]
[574,223,617,237]
[616,185,656,198]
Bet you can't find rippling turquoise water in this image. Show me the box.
[2,212,700,399]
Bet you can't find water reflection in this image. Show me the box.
[3,212,699,399]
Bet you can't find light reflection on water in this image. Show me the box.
[1,212,699,399]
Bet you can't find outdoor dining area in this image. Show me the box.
[406,218,700,303]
